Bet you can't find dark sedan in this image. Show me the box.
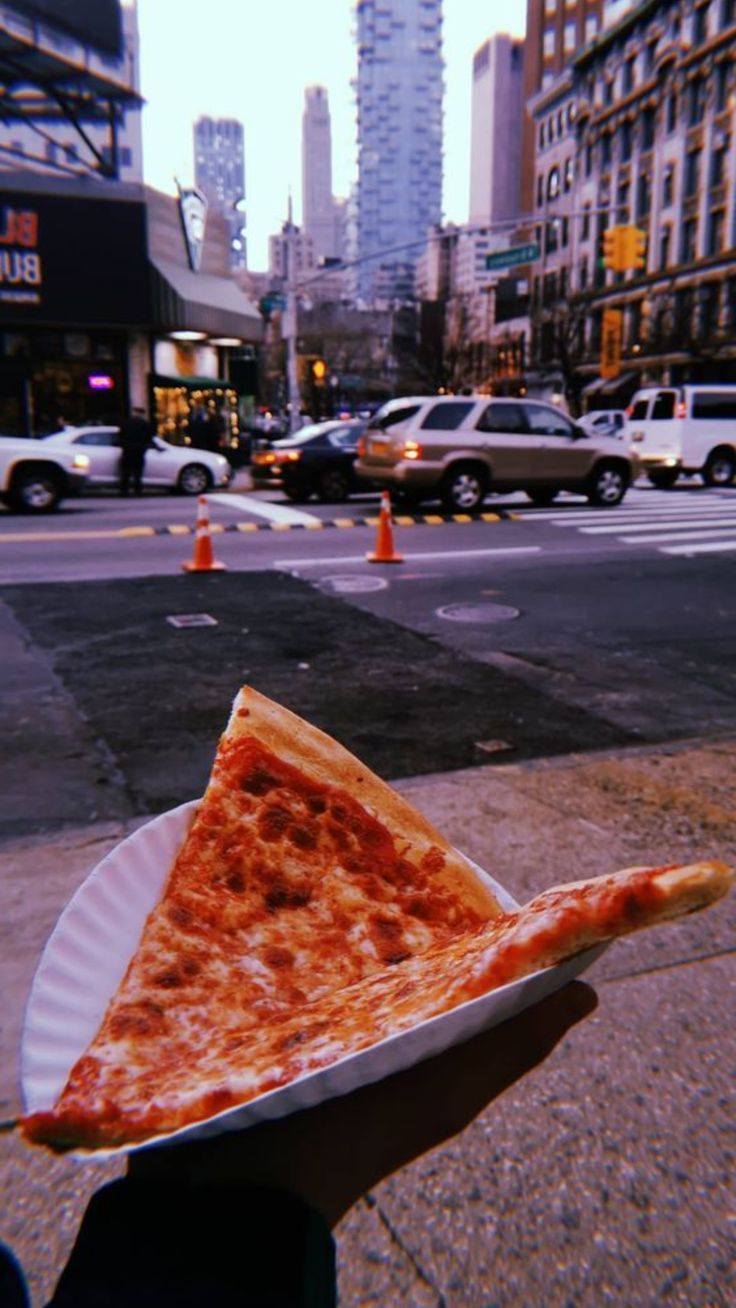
[250,419,371,502]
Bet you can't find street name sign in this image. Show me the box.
[485,243,540,271]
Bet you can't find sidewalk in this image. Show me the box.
[1,738,734,1306]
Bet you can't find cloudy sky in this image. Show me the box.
[135,0,526,271]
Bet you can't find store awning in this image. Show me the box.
[149,258,262,342]
[582,371,639,400]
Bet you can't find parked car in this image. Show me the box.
[251,419,370,502]
[0,435,89,512]
[577,409,627,439]
[41,427,232,494]
[624,384,736,487]
[355,395,636,512]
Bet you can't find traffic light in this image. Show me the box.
[629,225,647,271]
[602,226,623,271]
[311,358,327,384]
[601,224,647,272]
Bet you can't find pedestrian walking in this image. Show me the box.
[119,407,155,496]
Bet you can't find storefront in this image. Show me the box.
[0,174,262,441]
[0,176,148,434]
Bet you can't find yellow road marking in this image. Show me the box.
[452,514,472,523]
[235,522,259,532]
[334,518,355,528]
[422,515,444,525]
[166,525,191,535]
[119,526,156,537]
[0,529,123,543]
[394,515,415,526]
[480,512,501,522]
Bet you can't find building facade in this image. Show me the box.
[353,0,443,303]
[529,0,736,404]
[0,0,143,182]
[521,0,605,215]
[302,86,341,260]
[468,35,525,228]
[193,116,246,270]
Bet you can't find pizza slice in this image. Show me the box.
[22,689,733,1150]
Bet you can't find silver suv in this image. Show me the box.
[355,395,637,512]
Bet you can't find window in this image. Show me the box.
[715,60,730,110]
[563,157,574,191]
[578,256,589,289]
[723,0,736,27]
[617,180,630,224]
[641,107,656,150]
[581,203,591,239]
[546,220,559,254]
[659,225,672,268]
[600,133,611,168]
[539,122,546,149]
[666,91,678,132]
[564,21,575,52]
[662,163,675,207]
[711,139,729,186]
[543,28,555,57]
[585,142,593,177]
[693,3,710,44]
[651,391,676,420]
[688,76,706,125]
[622,58,636,94]
[685,148,701,197]
[373,404,421,430]
[692,390,736,418]
[619,120,632,161]
[420,401,474,430]
[636,174,650,221]
[603,78,614,106]
[629,398,649,421]
[544,0,557,12]
[645,39,659,73]
[699,282,720,334]
[585,15,598,42]
[537,173,545,207]
[476,402,527,433]
[547,166,561,200]
[522,403,575,436]
[680,217,698,262]
[560,216,569,247]
[707,208,726,254]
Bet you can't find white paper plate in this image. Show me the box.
[22,801,605,1156]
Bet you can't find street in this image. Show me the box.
[1,481,735,821]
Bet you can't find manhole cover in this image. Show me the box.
[323,575,388,594]
[436,602,520,624]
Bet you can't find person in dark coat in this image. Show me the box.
[119,407,155,496]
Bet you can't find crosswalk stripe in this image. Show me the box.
[580,516,736,535]
[661,538,736,555]
[621,527,736,544]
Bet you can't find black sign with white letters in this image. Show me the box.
[0,191,149,325]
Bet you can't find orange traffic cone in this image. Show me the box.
[367,490,403,563]
[182,495,226,572]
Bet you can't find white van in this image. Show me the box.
[625,385,736,488]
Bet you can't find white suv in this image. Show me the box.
[0,436,89,512]
[356,395,636,511]
[625,385,736,488]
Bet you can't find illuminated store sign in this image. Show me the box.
[88,374,115,390]
[0,206,42,304]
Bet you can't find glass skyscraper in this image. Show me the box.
[354,0,443,303]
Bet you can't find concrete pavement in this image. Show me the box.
[1,736,734,1306]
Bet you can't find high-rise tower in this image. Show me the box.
[468,35,524,229]
[193,116,246,269]
[302,86,340,260]
[354,0,443,303]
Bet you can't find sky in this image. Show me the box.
[135,0,526,272]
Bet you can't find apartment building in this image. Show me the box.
[353,0,444,304]
[530,0,736,399]
[193,117,246,270]
[469,35,525,228]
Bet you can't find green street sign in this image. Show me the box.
[485,243,540,271]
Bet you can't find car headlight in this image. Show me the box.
[72,454,90,470]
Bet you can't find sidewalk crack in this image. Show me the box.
[364,1191,447,1306]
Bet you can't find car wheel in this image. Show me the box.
[587,461,629,507]
[9,466,63,512]
[284,485,312,503]
[177,464,212,495]
[441,465,488,513]
[318,468,350,502]
[648,468,679,489]
[702,448,736,488]
[526,488,557,507]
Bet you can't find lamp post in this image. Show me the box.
[282,218,303,434]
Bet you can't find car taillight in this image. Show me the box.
[275,450,301,463]
[356,435,366,457]
[676,401,687,419]
[402,440,422,460]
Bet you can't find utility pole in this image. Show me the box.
[282,197,303,434]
